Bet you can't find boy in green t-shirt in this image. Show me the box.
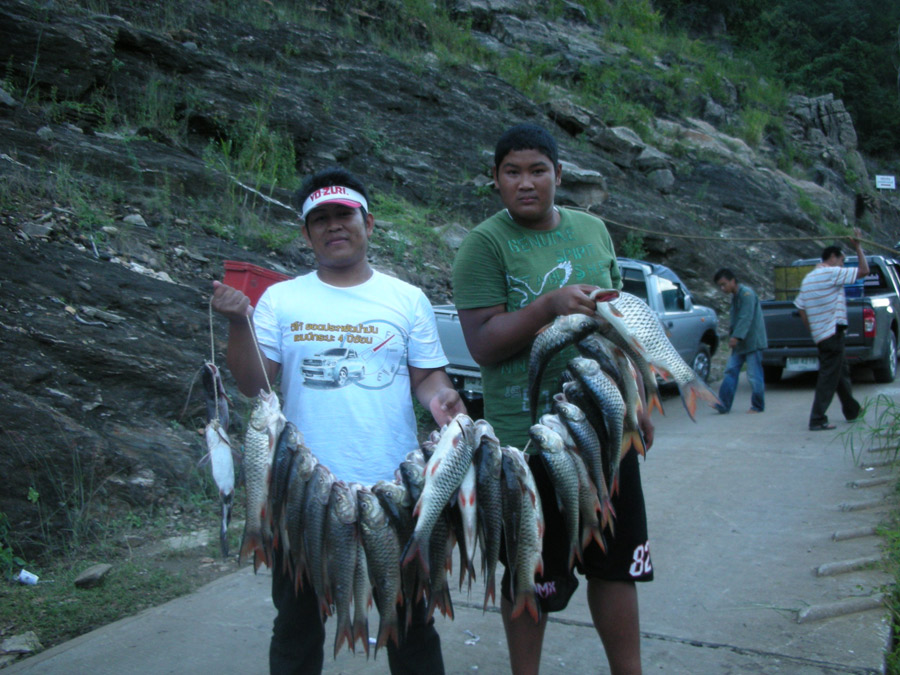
[452,124,653,675]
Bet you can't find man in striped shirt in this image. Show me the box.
[794,231,869,431]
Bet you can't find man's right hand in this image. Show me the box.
[211,281,252,322]
[541,284,603,318]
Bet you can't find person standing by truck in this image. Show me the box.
[211,167,464,674]
[712,268,768,414]
[794,231,869,431]
[452,123,653,675]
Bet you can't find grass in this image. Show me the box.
[840,394,900,671]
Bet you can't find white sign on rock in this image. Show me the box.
[875,175,896,190]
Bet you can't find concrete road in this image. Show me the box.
[7,372,895,674]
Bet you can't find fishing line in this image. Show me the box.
[247,314,273,394]
[207,297,220,422]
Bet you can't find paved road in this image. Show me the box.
[7,373,895,674]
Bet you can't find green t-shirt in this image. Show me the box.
[452,207,621,448]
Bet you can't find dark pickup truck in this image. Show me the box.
[760,255,900,383]
[434,257,720,410]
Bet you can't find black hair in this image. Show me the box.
[493,123,559,169]
[821,245,844,261]
[713,268,736,283]
[295,167,371,225]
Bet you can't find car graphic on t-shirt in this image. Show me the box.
[301,348,366,387]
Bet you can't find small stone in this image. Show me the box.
[123,214,148,228]
[74,563,113,588]
[0,631,43,655]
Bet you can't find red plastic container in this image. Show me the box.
[223,261,290,307]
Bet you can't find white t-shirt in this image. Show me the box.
[794,264,858,343]
[253,270,448,484]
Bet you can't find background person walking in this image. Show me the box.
[713,268,767,414]
[794,231,869,431]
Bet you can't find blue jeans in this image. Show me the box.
[716,349,764,413]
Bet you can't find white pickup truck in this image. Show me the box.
[434,257,720,413]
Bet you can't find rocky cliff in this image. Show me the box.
[1,0,899,557]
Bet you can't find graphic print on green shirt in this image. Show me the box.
[452,207,621,448]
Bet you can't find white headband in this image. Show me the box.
[300,186,368,220]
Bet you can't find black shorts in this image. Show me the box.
[500,448,653,613]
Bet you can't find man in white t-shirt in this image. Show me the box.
[211,167,464,674]
[794,230,869,431]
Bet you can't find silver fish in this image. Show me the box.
[503,446,544,624]
[352,540,370,658]
[569,357,628,496]
[473,420,503,610]
[594,290,718,420]
[238,389,285,572]
[325,481,359,658]
[204,419,234,558]
[358,487,404,655]
[283,442,318,589]
[553,395,611,520]
[528,313,601,422]
[402,414,476,577]
[302,463,335,618]
[531,423,581,568]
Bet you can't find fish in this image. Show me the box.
[269,422,301,551]
[530,423,581,568]
[569,357,628,496]
[202,362,230,430]
[499,446,524,586]
[538,412,607,545]
[593,290,719,420]
[238,389,285,572]
[325,480,359,658]
[587,322,665,418]
[457,462,478,589]
[358,487,404,655]
[352,540,371,658]
[204,419,234,558]
[372,479,417,628]
[283,442,318,589]
[302,463,335,618]
[473,420,503,610]
[553,394,611,521]
[528,313,602,422]
[424,508,454,622]
[402,414,476,578]
[503,447,544,624]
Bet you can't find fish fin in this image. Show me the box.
[427,456,443,476]
[483,574,496,612]
[353,617,369,659]
[400,534,430,577]
[626,430,645,457]
[511,590,541,624]
[647,392,665,417]
[678,376,720,422]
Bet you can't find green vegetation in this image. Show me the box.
[656,0,900,156]
[369,191,449,269]
[840,394,900,672]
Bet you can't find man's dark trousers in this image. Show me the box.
[269,547,445,674]
[810,326,861,427]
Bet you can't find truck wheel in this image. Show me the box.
[763,366,783,383]
[872,332,897,383]
[335,367,349,386]
[691,344,711,382]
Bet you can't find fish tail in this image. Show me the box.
[483,574,496,612]
[333,618,353,659]
[511,590,541,624]
[400,534,431,577]
[647,392,665,417]
[678,376,720,422]
[353,617,369,659]
[239,529,263,570]
[375,615,400,655]
[625,430,645,457]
